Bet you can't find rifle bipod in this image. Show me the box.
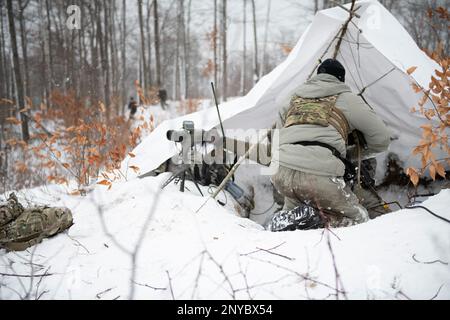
[161,165,204,197]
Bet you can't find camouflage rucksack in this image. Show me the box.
[0,193,24,227]
[284,95,350,142]
[0,194,73,252]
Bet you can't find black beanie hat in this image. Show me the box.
[317,59,346,82]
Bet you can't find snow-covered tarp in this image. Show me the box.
[122,0,443,179]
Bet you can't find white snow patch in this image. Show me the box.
[1,176,449,300]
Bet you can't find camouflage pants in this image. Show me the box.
[352,185,386,219]
[272,166,369,228]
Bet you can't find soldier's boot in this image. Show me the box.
[268,203,325,232]
[0,193,24,228]
[0,206,73,251]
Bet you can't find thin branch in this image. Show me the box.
[0,272,54,278]
[132,281,167,291]
[245,255,345,293]
[412,254,448,265]
[190,251,206,299]
[96,287,115,299]
[205,250,237,300]
[240,242,287,256]
[331,0,361,18]
[326,230,348,300]
[332,0,357,59]
[166,270,175,300]
[254,247,295,261]
[430,284,444,300]
[66,234,90,254]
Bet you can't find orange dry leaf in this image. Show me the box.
[435,162,446,178]
[129,165,140,173]
[5,117,21,125]
[420,124,433,138]
[407,66,417,75]
[406,167,420,186]
[429,164,436,180]
[97,180,111,186]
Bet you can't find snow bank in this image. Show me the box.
[1,176,449,300]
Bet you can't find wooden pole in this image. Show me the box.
[332,0,357,59]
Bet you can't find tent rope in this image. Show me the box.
[307,29,343,80]
[358,67,396,96]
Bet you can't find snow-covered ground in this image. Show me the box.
[1,102,449,300]
[1,172,449,300]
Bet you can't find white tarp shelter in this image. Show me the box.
[123,0,441,178]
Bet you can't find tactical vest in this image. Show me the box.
[284,95,350,143]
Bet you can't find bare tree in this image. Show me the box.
[153,0,161,88]
[6,0,29,141]
[121,0,127,108]
[260,0,272,78]
[138,0,148,90]
[0,2,7,99]
[174,0,183,99]
[18,0,30,98]
[241,0,247,95]
[222,0,227,101]
[251,0,259,84]
[103,0,111,118]
[146,0,153,87]
[183,0,192,98]
[213,0,218,90]
[45,0,54,97]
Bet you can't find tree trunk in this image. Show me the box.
[0,4,7,98]
[96,2,106,111]
[138,0,148,90]
[0,32,3,99]
[222,0,227,101]
[18,0,30,98]
[251,0,259,84]
[184,0,192,99]
[241,0,247,96]
[146,0,153,87]
[175,0,183,100]
[153,0,161,87]
[38,0,49,105]
[110,1,119,100]
[103,0,111,119]
[45,0,54,96]
[77,8,83,98]
[121,0,127,109]
[213,0,218,90]
[260,0,271,78]
[6,0,29,141]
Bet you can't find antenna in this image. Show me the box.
[211,82,226,139]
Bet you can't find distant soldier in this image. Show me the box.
[128,97,138,119]
[158,89,168,110]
